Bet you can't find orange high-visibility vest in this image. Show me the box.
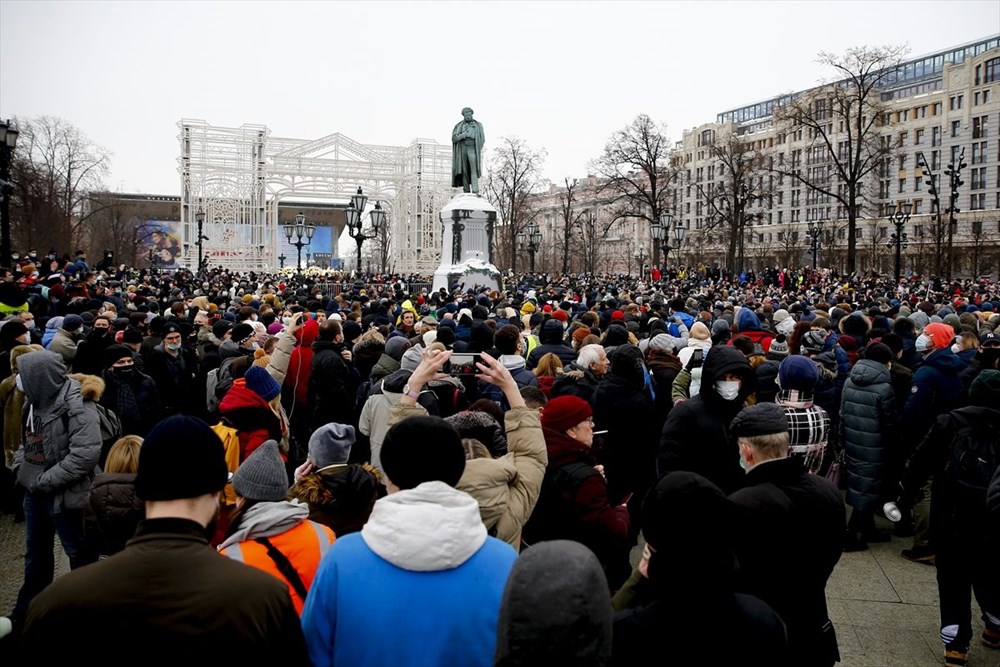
[221,520,335,615]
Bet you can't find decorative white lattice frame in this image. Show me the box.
[178,120,453,272]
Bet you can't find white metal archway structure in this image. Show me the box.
[178,119,453,273]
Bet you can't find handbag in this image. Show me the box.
[825,450,846,490]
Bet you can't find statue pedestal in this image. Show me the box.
[432,193,501,293]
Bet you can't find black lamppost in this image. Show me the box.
[652,212,686,268]
[806,220,823,269]
[345,187,386,274]
[516,220,542,272]
[737,182,750,273]
[147,247,155,273]
[278,254,286,269]
[634,246,648,278]
[194,208,209,273]
[283,211,315,274]
[0,119,20,266]
[944,147,967,281]
[886,200,912,282]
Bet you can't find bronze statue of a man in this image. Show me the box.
[452,107,485,194]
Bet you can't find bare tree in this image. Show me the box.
[861,218,892,274]
[9,116,112,255]
[773,44,907,273]
[591,114,676,268]
[85,193,159,266]
[556,178,586,274]
[964,214,991,279]
[482,137,546,272]
[576,210,606,274]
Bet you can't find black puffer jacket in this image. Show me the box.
[85,472,144,558]
[656,346,756,494]
[840,359,896,513]
[310,340,357,429]
[526,319,576,370]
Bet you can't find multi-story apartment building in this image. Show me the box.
[528,35,1000,278]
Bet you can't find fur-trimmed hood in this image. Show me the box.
[67,373,106,401]
[291,463,382,506]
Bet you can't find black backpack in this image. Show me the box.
[945,422,1000,496]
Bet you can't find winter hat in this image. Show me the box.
[541,395,592,433]
[266,321,283,335]
[385,336,411,361]
[231,323,254,345]
[135,415,228,501]
[730,403,788,438]
[308,422,355,468]
[212,319,233,339]
[611,310,625,322]
[865,342,893,365]
[800,330,826,354]
[980,332,1000,347]
[381,416,464,490]
[422,330,438,347]
[401,345,423,372]
[881,333,904,356]
[970,369,1000,407]
[943,313,962,336]
[62,314,83,332]
[908,311,930,332]
[231,440,288,502]
[343,321,362,343]
[648,333,677,353]
[690,322,711,341]
[104,344,134,367]
[924,322,954,351]
[551,309,569,323]
[778,355,819,392]
[767,334,789,358]
[602,324,629,348]
[244,365,280,402]
[711,319,730,337]
[571,327,592,348]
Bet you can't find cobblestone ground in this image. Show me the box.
[0,512,990,665]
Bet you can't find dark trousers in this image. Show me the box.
[936,529,1000,649]
[10,491,91,625]
[847,507,876,535]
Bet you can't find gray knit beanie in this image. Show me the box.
[231,440,288,502]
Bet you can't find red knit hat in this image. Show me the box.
[551,309,569,323]
[924,322,954,350]
[542,304,553,313]
[541,395,592,433]
[611,310,625,321]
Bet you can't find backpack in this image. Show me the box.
[945,422,1000,496]
[205,368,221,413]
[67,403,122,469]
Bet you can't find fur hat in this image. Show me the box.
[308,423,355,468]
[232,440,288,502]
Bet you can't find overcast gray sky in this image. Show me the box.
[2,0,998,195]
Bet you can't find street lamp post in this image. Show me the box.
[345,187,386,274]
[943,147,967,282]
[194,208,209,273]
[886,200,912,282]
[652,213,686,270]
[277,254,286,269]
[737,182,750,274]
[634,246,648,278]
[806,220,823,270]
[283,211,315,274]
[516,220,542,273]
[0,119,20,266]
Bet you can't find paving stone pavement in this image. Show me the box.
[0,512,992,665]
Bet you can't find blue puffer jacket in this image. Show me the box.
[901,348,964,447]
[840,359,897,512]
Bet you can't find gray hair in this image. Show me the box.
[576,344,605,370]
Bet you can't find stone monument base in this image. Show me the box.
[432,258,501,293]
[432,192,501,293]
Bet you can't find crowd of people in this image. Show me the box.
[1,247,999,666]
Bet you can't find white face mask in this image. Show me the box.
[24,321,35,330]
[915,333,931,353]
[282,316,292,327]
[715,379,741,401]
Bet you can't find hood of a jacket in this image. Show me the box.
[9,344,43,374]
[848,358,890,387]
[290,464,382,509]
[539,318,565,345]
[67,373,106,401]
[293,318,320,347]
[361,481,487,571]
[736,308,762,332]
[218,380,271,413]
[217,500,310,551]
[923,347,965,375]
[218,338,247,360]
[700,345,755,403]
[18,350,67,406]
[607,344,646,390]
[372,353,401,380]
[499,354,527,372]
[381,368,413,394]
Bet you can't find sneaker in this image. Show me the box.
[901,545,936,564]
[944,648,968,666]
[983,624,1000,649]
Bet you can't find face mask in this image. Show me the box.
[715,379,741,401]
[282,316,292,327]
[17,335,28,345]
[251,315,258,322]
[30,253,37,259]
[113,366,134,379]
[250,342,260,351]
[11,255,19,261]
[24,321,34,330]
[915,333,931,353]
[166,342,182,352]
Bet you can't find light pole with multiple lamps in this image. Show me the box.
[0,119,20,266]
[516,220,542,273]
[283,211,315,274]
[634,246,648,278]
[886,201,912,282]
[806,219,823,269]
[943,147,967,281]
[277,254,286,270]
[345,187,386,274]
[194,208,209,273]
[651,212,686,268]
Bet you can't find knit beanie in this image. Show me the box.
[62,314,83,332]
[232,440,288,502]
[343,321,362,343]
[970,369,1000,408]
[381,416,465,490]
[385,336,410,361]
[571,327,591,348]
[244,365,280,402]
[778,355,819,392]
[231,323,254,345]
[924,322,954,351]
[800,330,826,354]
[212,319,233,339]
[401,345,423,372]
[541,395,592,433]
[135,415,228,501]
[104,344,134,367]
[767,334,789,358]
[865,342,894,365]
[730,403,788,438]
[308,423,355,468]
[648,333,677,353]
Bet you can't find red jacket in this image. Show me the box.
[286,319,319,408]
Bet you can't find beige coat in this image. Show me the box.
[387,403,547,550]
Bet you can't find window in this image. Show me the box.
[898,131,908,147]
[952,120,961,137]
[931,150,941,170]
[970,193,985,210]
[972,116,989,139]
[951,145,961,164]
[971,167,986,190]
[857,228,864,240]
[898,178,906,194]
[915,224,923,238]
[777,190,784,205]
[985,57,1000,84]
[914,176,922,192]
[777,210,783,223]
[915,105,928,119]
[949,95,964,110]
[898,154,908,170]
[915,128,925,145]
[931,102,942,116]
[973,220,983,236]
[931,126,941,147]
[913,200,923,215]
[972,141,988,164]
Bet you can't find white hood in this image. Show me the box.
[361,481,487,572]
